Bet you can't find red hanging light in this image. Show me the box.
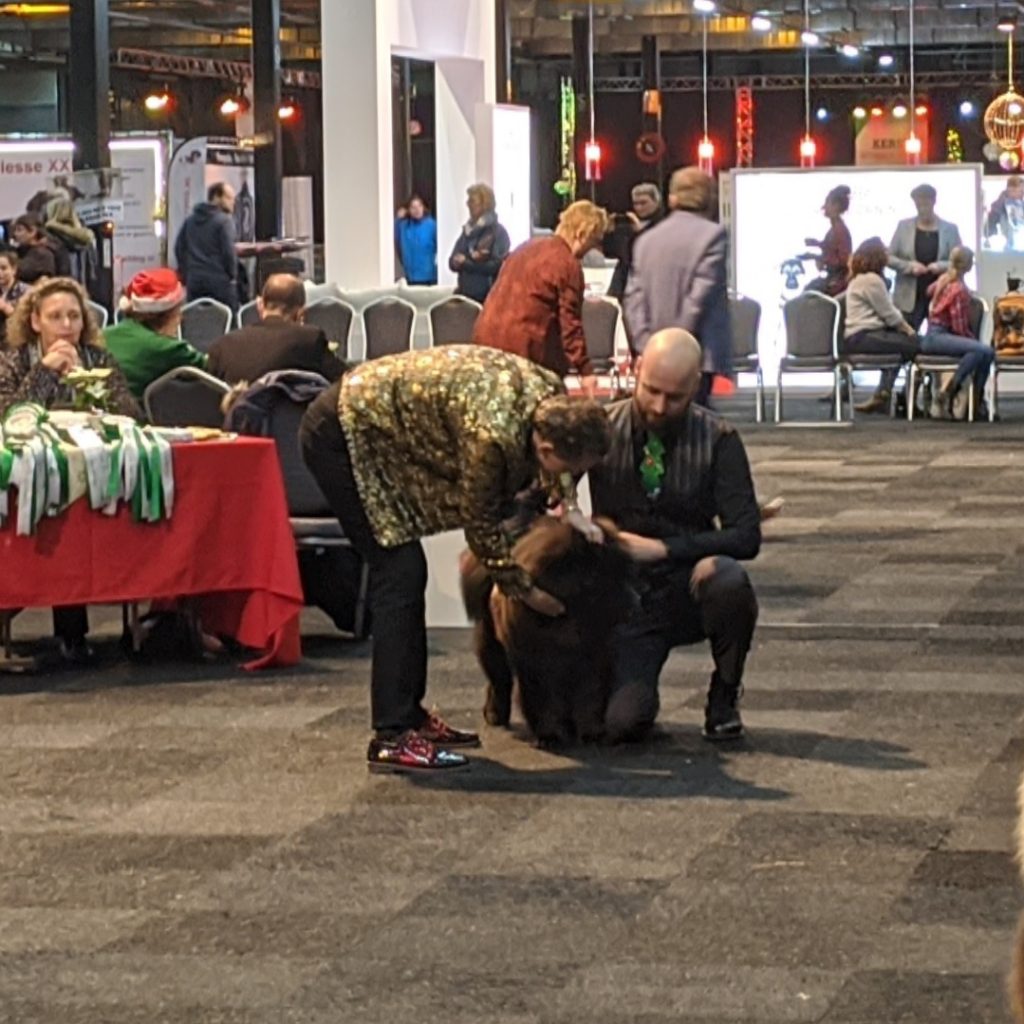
[697,136,715,175]
[799,135,817,167]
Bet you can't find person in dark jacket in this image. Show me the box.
[588,328,761,743]
[11,213,60,284]
[45,197,97,293]
[174,182,239,312]
[448,183,511,303]
[607,182,663,301]
[207,273,348,384]
[394,194,437,285]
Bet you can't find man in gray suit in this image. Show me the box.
[624,167,731,406]
[857,182,962,414]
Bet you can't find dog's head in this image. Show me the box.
[513,516,633,610]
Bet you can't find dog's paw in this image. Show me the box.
[484,707,511,727]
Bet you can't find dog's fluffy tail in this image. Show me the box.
[459,551,493,622]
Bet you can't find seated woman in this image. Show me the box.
[104,268,208,399]
[844,237,920,414]
[0,277,141,663]
[923,245,994,419]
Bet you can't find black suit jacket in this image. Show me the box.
[206,317,348,385]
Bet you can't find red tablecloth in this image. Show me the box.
[0,437,304,669]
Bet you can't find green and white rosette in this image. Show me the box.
[0,405,175,534]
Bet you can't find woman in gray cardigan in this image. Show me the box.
[888,183,963,330]
[846,237,921,413]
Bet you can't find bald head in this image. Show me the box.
[259,273,306,322]
[635,328,704,431]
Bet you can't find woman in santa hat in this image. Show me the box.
[104,268,209,399]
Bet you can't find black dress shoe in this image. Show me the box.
[58,638,97,667]
[367,733,470,773]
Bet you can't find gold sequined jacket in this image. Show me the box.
[338,346,565,597]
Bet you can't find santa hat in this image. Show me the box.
[119,268,185,314]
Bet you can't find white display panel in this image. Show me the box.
[732,164,982,379]
[475,103,532,251]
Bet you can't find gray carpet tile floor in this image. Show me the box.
[1,394,1023,1022]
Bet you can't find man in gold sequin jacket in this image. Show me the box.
[300,345,610,773]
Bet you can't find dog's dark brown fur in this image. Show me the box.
[461,516,633,747]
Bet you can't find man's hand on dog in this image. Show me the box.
[563,509,605,544]
[616,531,669,563]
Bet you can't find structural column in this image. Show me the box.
[68,0,112,310]
[495,0,511,103]
[252,0,283,240]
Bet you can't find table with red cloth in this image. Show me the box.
[0,437,304,669]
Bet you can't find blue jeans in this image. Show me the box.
[921,331,994,391]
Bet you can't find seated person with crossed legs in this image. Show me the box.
[588,328,761,742]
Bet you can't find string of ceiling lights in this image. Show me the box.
[689,0,1016,168]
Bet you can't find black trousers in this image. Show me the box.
[299,383,428,737]
[847,329,920,397]
[605,556,758,741]
[53,606,88,643]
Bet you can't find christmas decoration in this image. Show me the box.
[945,128,963,163]
[984,32,1024,152]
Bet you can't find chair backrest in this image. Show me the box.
[728,295,761,360]
[428,296,481,345]
[969,295,988,343]
[305,298,356,360]
[238,299,261,329]
[362,297,416,361]
[180,298,234,352]
[783,291,840,359]
[87,300,108,330]
[581,297,619,362]
[263,391,333,517]
[143,367,230,428]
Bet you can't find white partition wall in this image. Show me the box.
[731,164,982,381]
[476,104,532,251]
[320,0,496,289]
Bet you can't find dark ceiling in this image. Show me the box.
[0,0,1013,69]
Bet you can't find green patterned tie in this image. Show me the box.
[640,433,665,498]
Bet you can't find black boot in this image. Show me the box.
[703,676,744,742]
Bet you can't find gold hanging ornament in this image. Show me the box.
[985,32,1024,151]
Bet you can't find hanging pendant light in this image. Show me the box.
[698,11,714,173]
[904,0,921,163]
[985,26,1024,152]
[799,0,815,166]
[583,1,601,193]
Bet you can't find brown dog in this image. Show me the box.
[461,516,633,747]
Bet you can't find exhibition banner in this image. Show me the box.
[854,114,931,167]
[0,135,167,296]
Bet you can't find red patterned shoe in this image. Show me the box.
[418,709,482,748]
[367,732,469,774]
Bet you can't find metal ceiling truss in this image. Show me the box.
[595,69,1005,90]
[112,47,321,87]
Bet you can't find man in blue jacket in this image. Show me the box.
[174,182,240,312]
[394,194,437,286]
